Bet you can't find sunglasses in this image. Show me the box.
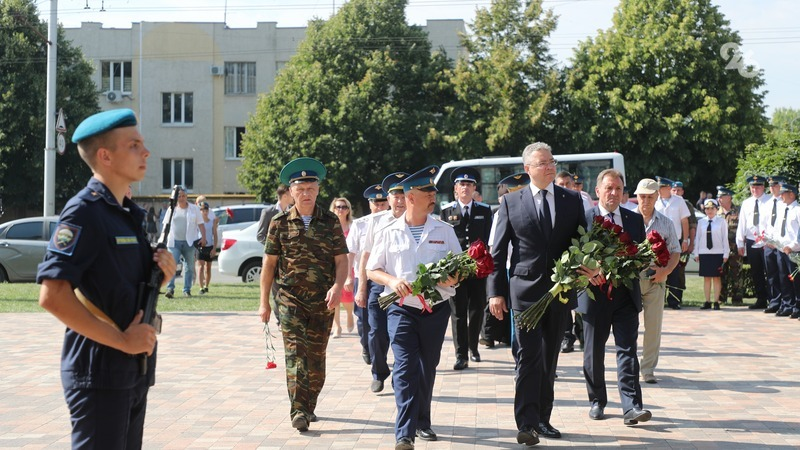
[334,205,350,210]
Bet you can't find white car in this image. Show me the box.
[218,222,264,283]
[212,204,270,250]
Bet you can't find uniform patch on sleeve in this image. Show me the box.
[48,223,82,256]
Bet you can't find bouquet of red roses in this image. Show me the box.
[378,239,494,311]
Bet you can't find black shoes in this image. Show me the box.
[536,422,561,439]
[588,403,605,420]
[560,338,575,353]
[165,289,174,299]
[623,408,652,425]
[291,414,309,432]
[361,349,371,365]
[516,427,540,446]
[776,309,792,317]
[370,379,384,393]
[713,302,721,310]
[791,311,800,319]
[395,437,414,450]
[470,352,481,362]
[764,306,780,313]
[750,302,767,309]
[479,338,495,348]
[667,303,681,310]
[453,358,469,370]
[415,428,437,441]
[307,413,318,422]
[701,302,711,310]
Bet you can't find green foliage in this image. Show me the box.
[771,107,800,133]
[239,0,453,204]
[730,131,800,203]
[0,0,99,214]
[560,0,767,188]
[443,0,558,158]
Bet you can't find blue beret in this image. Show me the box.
[363,184,387,200]
[672,181,684,188]
[716,185,734,198]
[381,172,409,194]
[279,157,326,185]
[499,172,530,192]
[780,182,798,195]
[402,165,439,192]
[451,167,480,184]
[746,175,765,185]
[768,175,787,186]
[72,108,138,143]
[655,176,673,187]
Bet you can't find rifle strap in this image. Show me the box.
[74,288,122,332]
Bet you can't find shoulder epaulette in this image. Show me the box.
[441,201,457,210]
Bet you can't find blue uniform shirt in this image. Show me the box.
[37,177,155,390]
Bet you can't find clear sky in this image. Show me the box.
[41,0,799,117]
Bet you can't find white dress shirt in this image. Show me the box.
[736,193,770,248]
[654,194,690,240]
[529,183,555,228]
[692,216,730,257]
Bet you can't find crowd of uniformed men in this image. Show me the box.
[35,109,800,450]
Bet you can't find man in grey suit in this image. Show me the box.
[579,169,652,426]
[487,142,598,445]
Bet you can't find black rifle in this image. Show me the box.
[139,185,179,375]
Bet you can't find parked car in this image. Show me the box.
[212,204,270,250]
[0,216,60,282]
[218,222,263,283]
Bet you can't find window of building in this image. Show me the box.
[162,159,194,190]
[224,62,256,94]
[224,126,246,159]
[101,61,132,92]
[162,93,193,125]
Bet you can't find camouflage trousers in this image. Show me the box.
[719,251,744,304]
[278,303,334,419]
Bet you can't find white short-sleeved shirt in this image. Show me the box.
[736,194,770,248]
[654,194,690,239]
[366,215,462,310]
[346,215,370,277]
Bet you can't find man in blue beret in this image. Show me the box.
[37,109,177,448]
[440,167,492,370]
[367,165,462,449]
[258,157,349,432]
[763,176,788,313]
[717,186,744,305]
[774,182,800,317]
[736,175,771,309]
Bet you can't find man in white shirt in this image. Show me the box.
[774,183,799,318]
[735,175,771,309]
[654,177,690,309]
[764,176,787,313]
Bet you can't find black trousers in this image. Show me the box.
[745,239,768,304]
[449,277,486,359]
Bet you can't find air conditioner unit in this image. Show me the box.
[211,66,224,76]
[106,90,123,103]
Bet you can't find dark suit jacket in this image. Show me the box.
[576,206,647,314]
[256,204,282,245]
[487,184,587,312]
[440,201,493,250]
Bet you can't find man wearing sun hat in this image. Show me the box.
[736,175,771,309]
[258,157,350,433]
[367,165,462,450]
[37,109,177,448]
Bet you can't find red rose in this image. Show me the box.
[619,232,633,244]
[594,215,605,225]
[601,220,614,230]
[626,243,639,256]
[468,239,494,279]
[611,223,623,234]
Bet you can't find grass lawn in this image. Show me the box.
[1,275,756,313]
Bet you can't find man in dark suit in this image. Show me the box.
[578,168,652,426]
[441,167,493,370]
[487,142,595,445]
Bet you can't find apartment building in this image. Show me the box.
[64,20,465,198]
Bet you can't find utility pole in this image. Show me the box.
[43,0,58,216]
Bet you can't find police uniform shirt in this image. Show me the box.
[779,201,800,251]
[736,194,770,248]
[366,215,462,310]
[346,215,371,279]
[763,195,784,235]
[362,209,400,254]
[36,177,154,390]
[654,194,691,240]
[441,199,492,250]
[692,216,730,257]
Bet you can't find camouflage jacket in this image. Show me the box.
[721,204,739,248]
[265,204,348,313]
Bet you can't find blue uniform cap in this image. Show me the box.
[71,108,138,143]
[572,174,585,184]
[381,172,410,194]
[401,166,439,192]
[279,157,326,185]
[451,167,480,184]
[499,172,530,192]
[716,185,734,198]
[655,176,673,187]
[768,175,787,186]
[746,175,765,185]
[363,184,387,201]
[672,181,684,188]
[779,182,798,195]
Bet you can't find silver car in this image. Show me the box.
[0,216,60,282]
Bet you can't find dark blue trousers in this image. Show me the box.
[746,239,769,304]
[764,246,782,308]
[353,278,371,355]
[64,377,149,449]
[367,280,391,381]
[776,252,798,313]
[387,302,450,441]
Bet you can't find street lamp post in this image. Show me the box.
[43,0,58,216]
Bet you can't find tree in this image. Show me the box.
[238,0,453,204]
[731,132,800,204]
[771,107,800,134]
[443,0,559,159]
[0,0,98,217]
[560,0,767,190]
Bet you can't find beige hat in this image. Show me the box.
[634,178,659,195]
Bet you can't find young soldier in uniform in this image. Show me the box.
[37,109,176,449]
[367,166,462,450]
[440,167,492,369]
[774,182,799,317]
[258,157,349,432]
[764,176,787,313]
[736,175,770,309]
[717,186,744,305]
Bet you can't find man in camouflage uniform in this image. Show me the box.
[717,186,744,304]
[258,157,349,433]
